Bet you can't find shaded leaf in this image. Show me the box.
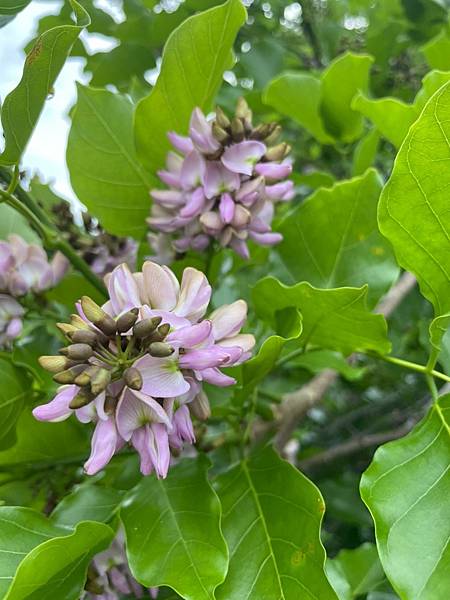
[361,395,450,599]
[0,204,40,244]
[51,484,124,527]
[291,350,366,381]
[0,360,31,451]
[215,446,337,599]
[278,169,399,306]
[252,278,390,355]
[67,84,153,238]
[134,0,246,172]
[122,456,228,600]
[0,0,89,165]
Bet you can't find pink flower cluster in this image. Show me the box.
[0,234,68,346]
[33,261,254,478]
[148,99,294,261]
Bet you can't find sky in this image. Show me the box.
[0,1,117,202]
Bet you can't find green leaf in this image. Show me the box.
[134,0,246,172]
[0,1,90,165]
[51,484,124,527]
[263,73,335,144]
[252,278,390,355]
[378,81,450,316]
[0,507,113,599]
[291,350,366,381]
[361,395,450,599]
[46,271,105,309]
[352,128,380,176]
[429,313,450,353]
[278,169,399,306]
[122,456,228,600]
[422,28,450,71]
[0,204,40,244]
[67,84,153,239]
[215,446,337,599]
[0,1,30,15]
[351,94,416,148]
[320,52,373,143]
[326,543,385,600]
[0,360,31,451]
[0,409,88,468]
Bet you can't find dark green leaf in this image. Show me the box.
[67,84,154,238]
[361,395,450,599]
[0,0,90,165]
[51,484,123,527]
[134,0,247,171]
[0,360,31,450]
[122,456,228,600]
[215,446,337,599]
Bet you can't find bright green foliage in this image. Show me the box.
[0,1,89,165]
[264,52,372,144]
[277,169,399,305]
[378,81,450,316]
[0,361,31,450]
[215,446,337,599]
[67,85,154,239]
[51,484,124,527]
[0,507,113,599]
[352,128,380,176]
[422,28,450,70]
[252,278,390,355]
[326,543,385,600]
[361,395,450,599]
[122,456,228,600]
[134,0,246,172]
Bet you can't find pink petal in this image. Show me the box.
[32,385,78,422]
[84,416,119,475]
[142,261,179,310]
[201,367,236,387]
[134,354,190,398]
[189,108,220,154]
[219,193,235,224]
[150,189,185,207]
[116,388,171,440]
[50,252,69,285]
[180,151,205,190]
[179,187,205,219]
[179,346,232,370]
[148,423,171,479]
[167,320,212,348]
[131,427,153,475]
[209,299,248,340]
[221,141,266,176]
[202,161,240,199]
[265,180,295,201]
[219,333,256,353]
[254,161,292,180]
[167,131,194,155]
[174,267,211,322]
[107,264,142,315]
[249,231,283,246]
[230,238,250,259]
[157,169,181,187]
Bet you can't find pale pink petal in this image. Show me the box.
[189,108,220,154]
[230,238,250,259]
[84,416,119,475]
[50,252,69,285]
[174,267,211,322]
[249,231,283,246]
[151,189,185,207]
[219,333,256,353]
[167,320,212,348]
[202,162,240,199]
[148,423,171,478]
[142,261,179,310]
[32,385,78,422]
[116,388,171,440]
[209,299,248,340]
[167,131,194,155]
[134,354,190,398]
[265,180,295,201]
[131,427,153,475]
[254,161,292,179]
[157,168,181,187]
[219,193,235,224]
[180,151,205,190]
[179,187,205,219]
[201,367,236,386]
[107,264,142,315]
[221,141,266,176]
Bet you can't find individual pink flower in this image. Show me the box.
[34,261,254,477]
[148,98,294,262]
[0,294,24,348]
[0,234,68,296]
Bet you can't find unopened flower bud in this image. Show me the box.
[149,341,174,358]
[232,205,251,228]
[53,365,86,384]
[190,390,211,420]
[39,355,70,373]
[212,122,229,144]
[236,97,252,122]
[70,314,90,331]
[56,323,77,337]
[61,343,93,361]
[116,308,139,333]
[215,105,230,129]
[250,123,273,140]
[231,117,245,142]
[133,316,162,339]
[151,322,171,342]
[71,329,98,346]
[74,365,99,387]
[265,142,290,162]
[124,367,143,390]
[264,124,282,145]
[104,394,117,414]
[69,387,94,409]
[91,368,112,395]
[81,296,116,336]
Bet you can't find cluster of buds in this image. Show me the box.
[148,98,294,261]
[84,532,158,599]
[0,234,68,347]
[33,261,254,478]
[50,201,137,278]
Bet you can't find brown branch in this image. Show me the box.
[297,420,416,471]
[253,272,417,451]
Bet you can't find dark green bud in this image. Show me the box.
[91,368,112,395]
[264,124,282,145]
[116,308,139,333]
[74,365,100,387]
[60,343,93,361]
[53,365,87,384]
[124,367,143,390]
[231,117,245,142]
[212,122,230,144]
[149,342,174,358]
[265,142,290,162]
[215,105,230,129]
[133,316,162,339]
[69,387,94,409]
[71,329,98,346]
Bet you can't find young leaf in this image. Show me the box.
[352,128,380,176]
[326,543,385,600]
[361,395,450,599]
[263,73,335,144]
[277,169,399,306]
[0,0,90,165]
[252,278,390,355]
[0,360,31,450]
[134,0,247,172]
[320,52,373,143]
[67,84,154,239]
[0,507,113,599]
[121,456,228,600]
[215,446,337,599]
[378,81,450,316]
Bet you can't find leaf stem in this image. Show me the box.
[0,185,107,298]
[372,353,450,383]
